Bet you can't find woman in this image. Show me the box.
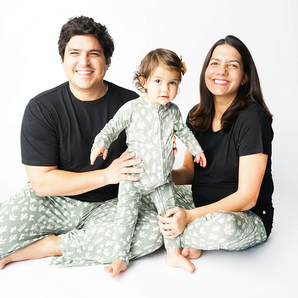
[158,35,274,264]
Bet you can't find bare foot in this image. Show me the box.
[181,248,202,260]
[0,235,61,270]
[0,257,8,270]
[104,259,128,278]
[166,249,195,274]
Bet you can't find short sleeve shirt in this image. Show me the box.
[21,81,139,202]
[187,103,274,236]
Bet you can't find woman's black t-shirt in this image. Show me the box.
[187,103,274,237]
[21,81,138,202]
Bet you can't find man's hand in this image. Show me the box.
[103,151,144,184]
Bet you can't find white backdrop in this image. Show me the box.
[0,1,297,297]
[0,0,297,202]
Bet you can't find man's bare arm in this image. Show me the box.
[25,151,143,197]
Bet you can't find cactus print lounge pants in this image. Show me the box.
[0,183,267,267]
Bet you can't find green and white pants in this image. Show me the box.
[113,180,180,265]
[0,183,267,268]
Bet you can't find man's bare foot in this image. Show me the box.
[0,235,61,270]
[0,257,8,270]
[181,248,202,260]
[104,259,127,278]
[166,248,195,274]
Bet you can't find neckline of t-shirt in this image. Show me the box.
[209,127,222,135]
[68,81,110,105]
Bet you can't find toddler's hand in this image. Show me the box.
[172,136,177,156]
[90,146,108,165]
[194,152,207,168]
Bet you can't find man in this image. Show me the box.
[0,16,164,276]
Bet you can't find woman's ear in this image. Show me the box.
[241,73,248,85]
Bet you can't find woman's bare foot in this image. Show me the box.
[166,248,195,274]
[181,248,202,260]
[0,235,61,270]
[104,259,128,278]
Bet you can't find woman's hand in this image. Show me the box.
[157,207,190,239]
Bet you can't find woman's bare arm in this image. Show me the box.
[172,149,195,185]
[159,153,268,236]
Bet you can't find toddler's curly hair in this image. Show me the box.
[133,48,183,93]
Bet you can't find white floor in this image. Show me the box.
[0,0,297,296]
[1,173,297,298]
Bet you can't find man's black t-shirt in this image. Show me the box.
[187,103,274,237]
[21,81,139,202]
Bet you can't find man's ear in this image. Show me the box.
[106,58,111,69]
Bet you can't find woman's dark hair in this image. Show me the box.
[189,35,273,132]
[58,16,114,64]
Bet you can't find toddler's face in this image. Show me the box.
[142,66,180,105]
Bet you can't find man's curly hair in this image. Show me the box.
[58,16,114,63]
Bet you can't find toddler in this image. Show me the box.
[91,48,206,277]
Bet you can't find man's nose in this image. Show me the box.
[80,53,91,66]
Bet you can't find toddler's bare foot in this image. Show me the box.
[181,248,202,260]
[104,259,127,278]
[166,249,195,274]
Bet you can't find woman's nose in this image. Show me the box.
[217,65,228,75]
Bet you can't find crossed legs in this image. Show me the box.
[0,235,61,270]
